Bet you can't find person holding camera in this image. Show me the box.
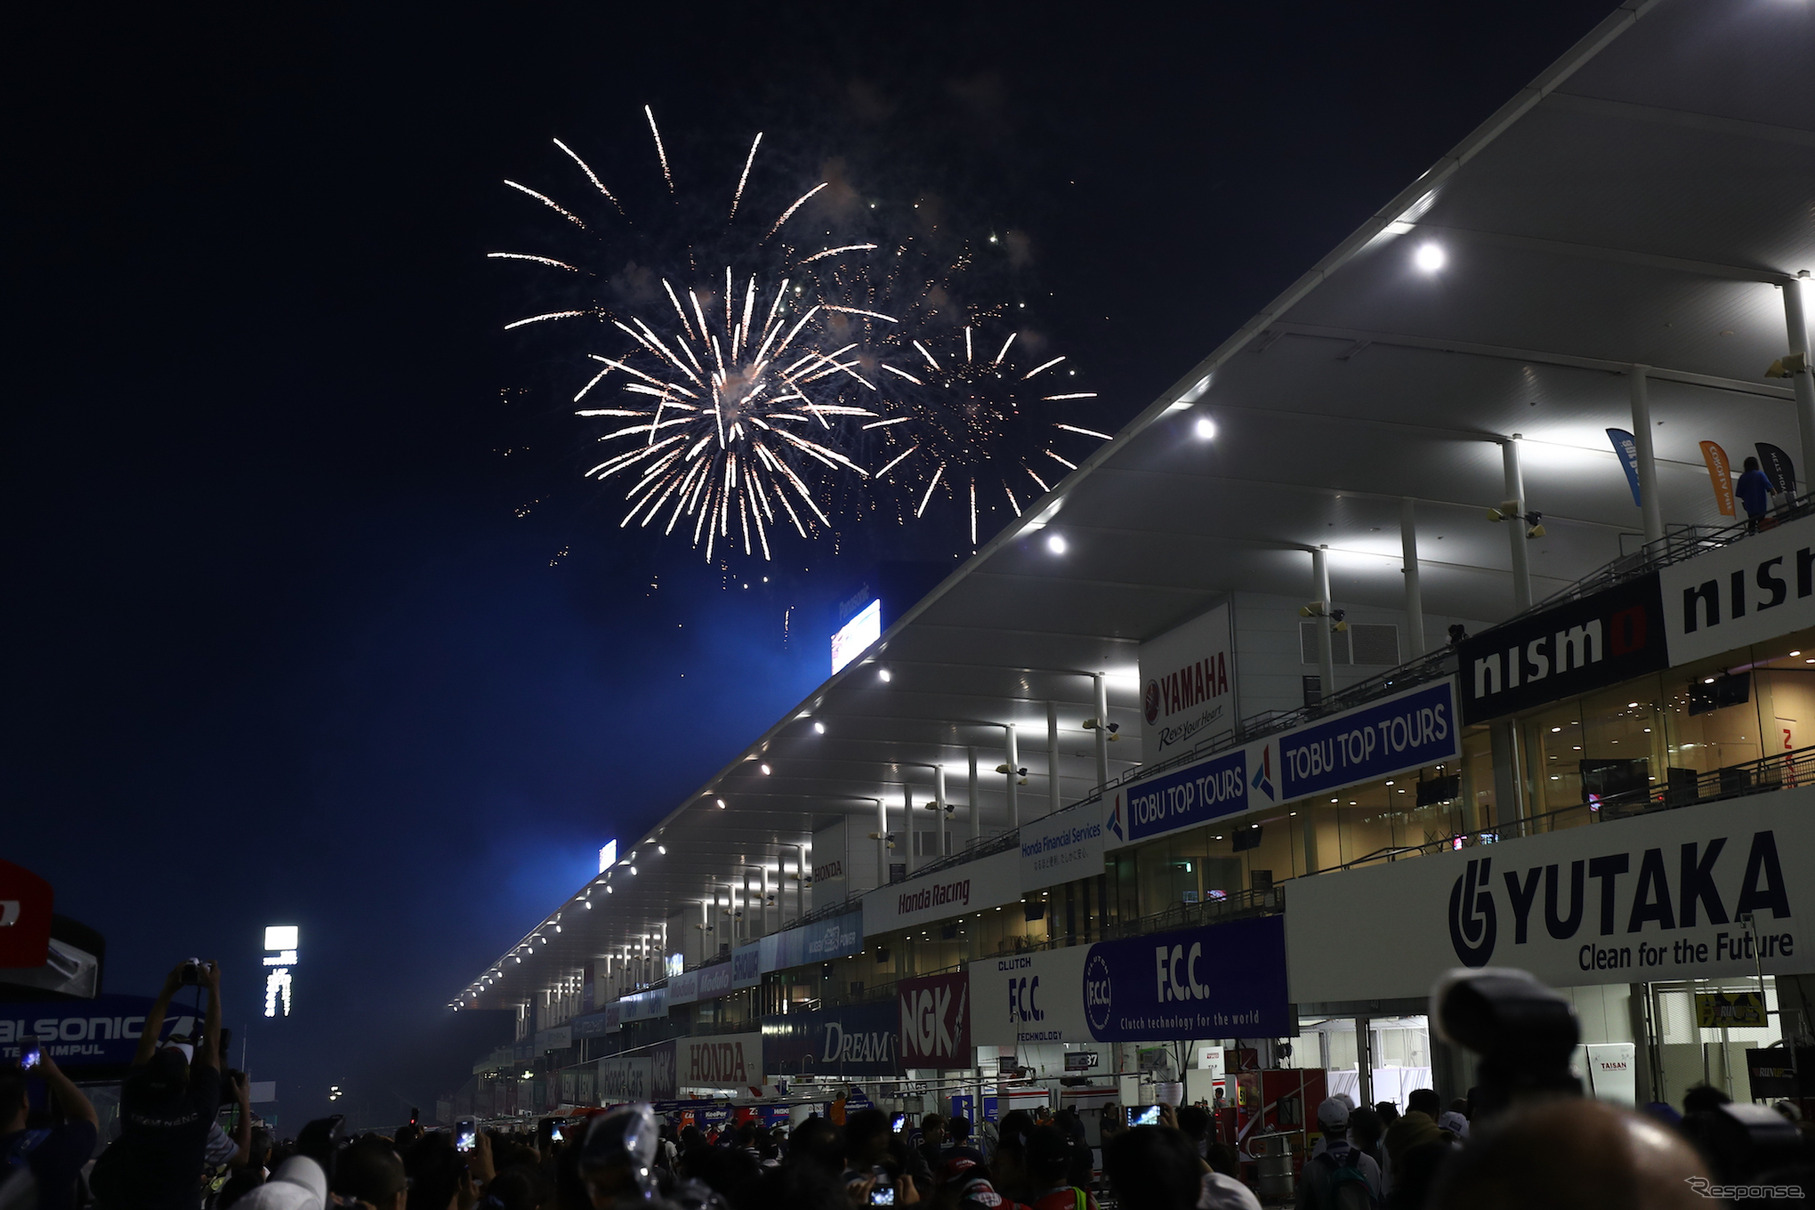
[2,1047,99,1210]
[91,958,226,1210]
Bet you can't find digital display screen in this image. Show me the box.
[831,599,882,674]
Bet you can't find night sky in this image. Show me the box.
[9,1,1610,1127]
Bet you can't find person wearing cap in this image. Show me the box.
[935,1150,1018,1210]
[1020,1125,1098,1210]
[91,959,226,1210]
[1295,1098,1381,1210]
[229,1155,329,1210]
[1,1048,98,1210]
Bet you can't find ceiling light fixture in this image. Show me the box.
[1414,242,1446,273]
[1194,416,1217,440]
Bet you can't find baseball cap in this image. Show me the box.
[1316,1097,1350,1130]
[939,1149,985,1185]
[232,1156,328,1209]
[1199,1171,1264,1210]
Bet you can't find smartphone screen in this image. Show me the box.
[869,1184,896,1206]
[1128,1104,1162,1127]
[455,1120,477,1153]
[890,1113,906,1132]
[550,1125,564,1144]
[21,1045,42,1070]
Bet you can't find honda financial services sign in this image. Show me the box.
[1287,787,1815,1003]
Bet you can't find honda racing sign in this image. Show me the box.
[898,972,970,1069]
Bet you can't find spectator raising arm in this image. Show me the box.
[132,962,191,1067]
[197,959,222,1071]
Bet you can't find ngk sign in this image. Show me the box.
[898,972,970,1069]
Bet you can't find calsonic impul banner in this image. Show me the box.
[676,1032,763,1090]
[1287,787,1815,1004]
[864,848,1022,935]
[1020,803,1107,890]
[1081,916,1290,1041]
[1659,511,1815,667]
[1140,601,1237,762]
[898,972,972,1069]
[0,995,188,1069]
[969,946,1095,1046]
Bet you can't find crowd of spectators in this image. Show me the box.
[5,960,1814,1209]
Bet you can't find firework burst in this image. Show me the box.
[491,111,895,561]
[803,227,1110,548]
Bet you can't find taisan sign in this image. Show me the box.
[1287,787,1815,1003]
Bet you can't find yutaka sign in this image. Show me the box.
[1659,512,1815,667]
[1139,602,1237,762]
[897,972,970,1069]
[1287,787,1815,1004]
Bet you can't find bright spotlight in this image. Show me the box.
[1414,242,1446,273]
[1046,533,1067,555]
[760,763,772,775]
[1193,416,1217,440]
[813,720,826,734]
[878,667,892,683]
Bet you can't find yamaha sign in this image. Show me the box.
[1288,787,1815,1003]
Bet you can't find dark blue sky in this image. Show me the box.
[8,0,1611,1126]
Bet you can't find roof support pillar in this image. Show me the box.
[1312,545,1336,700]
[1092,673,1111,791]
[1784,275,1815,497]
[1004,724,1020,831]
[1503,435,1533,611]
[968,750,980,845]
[1048,701,1062,819]
[936,763,950,858]
[904,782,917,874]
[759,863,769,938]
[1400,498,1426,657]
[875,796,889,886]
[1628,366,1665,545]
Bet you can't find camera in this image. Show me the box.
[1126,1104,1162,1127]
[178,959,213,986]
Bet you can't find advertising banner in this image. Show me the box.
[1658,512,1815,667]
[760,1000,900,1077]
[1106,681,1461,851]
[573,1010,614,1040]
[1757,442,1798,496]
[1081,916,1290,1041]
[696,961,735,1000]
[897,971,971,1069]
[761,910,863,973]
[0,995,188,1068]
[1286,787,1815,1003]
[1139,602,1237,762]
[667,970,701,1007]
[968,947,1094,1046]
[1274,680,1459,802]
[730,943,762,990]
[1459,576,1668,724]
[864,848,1022,936]
[1607,429,1642,507]
[1020,803,1107,890]
[0,860,53,968]
[676,1032,763,1089]
[1110,747,1250,849]
[1702,440,1736,516]
[620,988,668,1024]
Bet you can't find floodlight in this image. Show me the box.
[1194,416,1217,440]
[1414,242,1446,272]
[1046,533,1067,554]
